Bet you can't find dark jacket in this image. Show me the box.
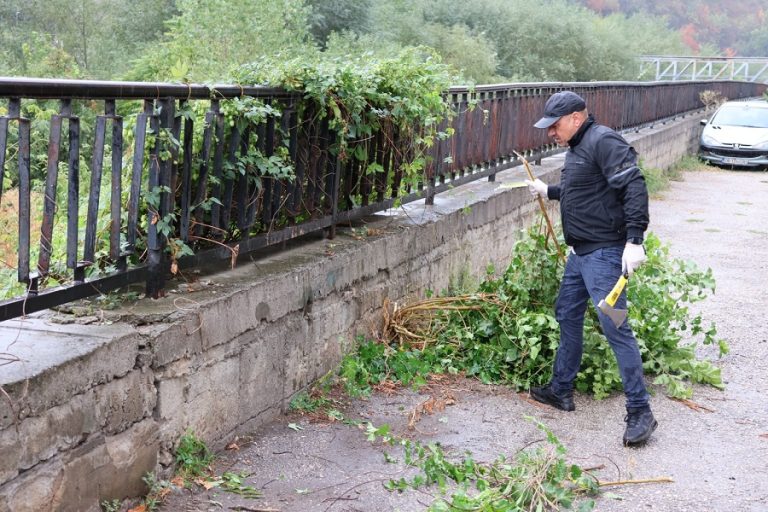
[547,115,649,255]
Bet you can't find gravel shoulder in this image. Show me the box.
[160,168,768,512]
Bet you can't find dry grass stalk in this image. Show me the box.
[382,294,501,349]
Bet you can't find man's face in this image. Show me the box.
[547,111,582,146]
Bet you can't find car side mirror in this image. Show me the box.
[700,119,708,126]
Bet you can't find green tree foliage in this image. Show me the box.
[356,0,500,84]
[305,0,372,47]
[128,0,314,82]
[233,47,458,190]
[421,0,686,82]
[738,22,768,57]
[1,0,700,84]
[0,0,175,78]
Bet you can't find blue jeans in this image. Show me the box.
[551,246,650,409]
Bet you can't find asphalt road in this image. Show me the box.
[159,167,768,512]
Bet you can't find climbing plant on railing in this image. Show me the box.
[232,47,459,196]
[0,50,462,303]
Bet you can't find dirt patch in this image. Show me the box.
[158,168,768,512]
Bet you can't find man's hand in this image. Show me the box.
[524,179,548,199]
[622,242,646,277]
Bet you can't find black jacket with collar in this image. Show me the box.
[547,115,649,255]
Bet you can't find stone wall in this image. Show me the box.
[0,112,703,512]
[624,111,704,170]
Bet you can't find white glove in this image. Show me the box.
[524,179,548,199]
[622,242,646,277]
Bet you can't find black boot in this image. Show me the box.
[623,407,657,446]
[530,384,575,412]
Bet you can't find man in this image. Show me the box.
[524,90,657,446]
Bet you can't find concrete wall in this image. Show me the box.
[0,112,703,512]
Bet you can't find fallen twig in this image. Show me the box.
[670,397,715,413]
[0,352,21,367]
[229,506,280,512]
[599,477,674,487]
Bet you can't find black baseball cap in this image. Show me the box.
[534,91,587,129]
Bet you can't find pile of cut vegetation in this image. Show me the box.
[345,227,727,400]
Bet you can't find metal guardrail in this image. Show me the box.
[0,78,765,321]
[639,56,768,83]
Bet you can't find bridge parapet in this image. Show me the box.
[0,78,764,321]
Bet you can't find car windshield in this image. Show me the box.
[711,105,768,128]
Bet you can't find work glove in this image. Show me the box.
[622,242,646,277]
[524,179,548,199]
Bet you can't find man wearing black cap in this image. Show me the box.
[524,90,657,446]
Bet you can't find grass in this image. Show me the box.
[643,155,703,197]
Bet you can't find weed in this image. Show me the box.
[289,390,332,413]
[142,472,173,511]
[700,90,727,109]
[175,430,213,478]
[100,499,121,512]
[643,156,705,197]
[339,339,437,397]
[642,164,669,196]
[670,155,706,175]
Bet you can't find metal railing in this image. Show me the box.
[0,78,765,321]
[639,56,768,83]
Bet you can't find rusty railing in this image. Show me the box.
[0,78,764,321]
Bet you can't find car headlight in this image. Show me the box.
[701,133,721,146]
[752,140,768,150]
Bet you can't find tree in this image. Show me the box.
[0,0,176,78]
[306,0,372,47]
[128,0,314,82]
[358,0,498,84]
[420,0,685,82]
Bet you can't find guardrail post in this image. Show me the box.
[146,97,174,298]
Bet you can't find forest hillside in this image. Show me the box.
[1,0,765,84]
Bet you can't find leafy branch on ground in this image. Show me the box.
[365,417,599,511]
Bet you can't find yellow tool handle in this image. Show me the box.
[605,273,628,307]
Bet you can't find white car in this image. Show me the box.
[699,99,768,169]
